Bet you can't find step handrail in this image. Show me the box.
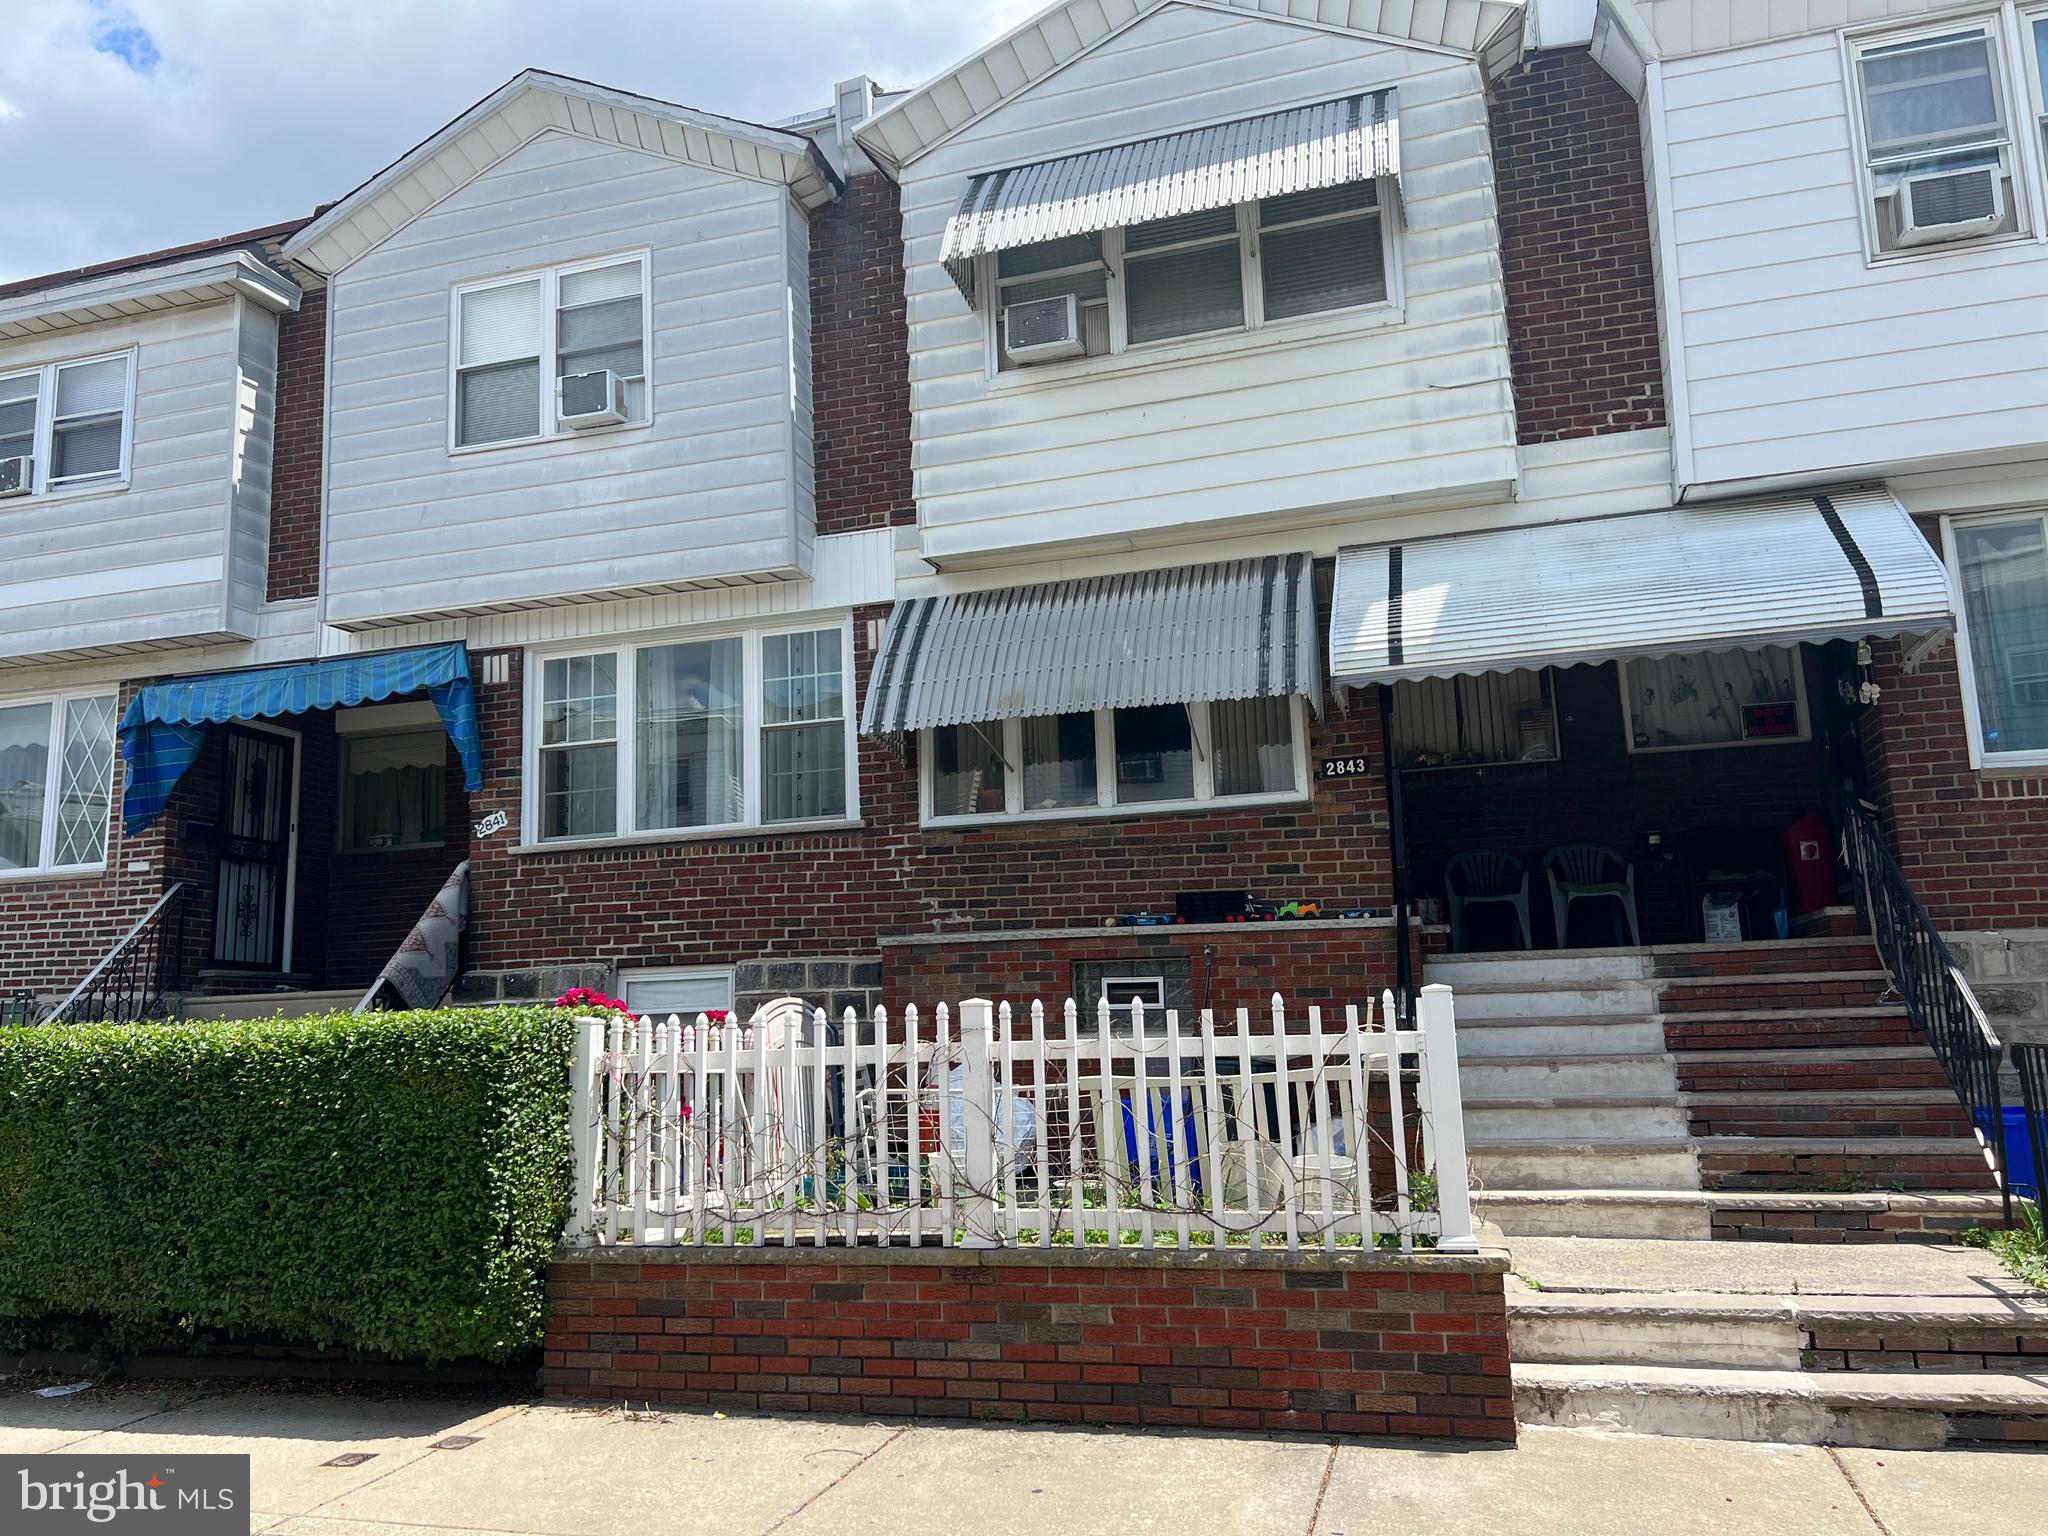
[1836,790,2009,1223]
[40,881,190,1026]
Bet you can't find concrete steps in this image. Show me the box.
[1513,1360,2048,1448]
[1506,1239,2048,1446]
[1476,1190,2009,1243]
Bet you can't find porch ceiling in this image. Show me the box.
[1327,489,1956,687]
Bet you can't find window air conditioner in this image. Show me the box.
[1002,293,1084,364]
[557,369,629,429]
[0,456,30,498]
[1892,165,2004,248]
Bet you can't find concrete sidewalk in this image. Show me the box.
[3,1381,2043,1535]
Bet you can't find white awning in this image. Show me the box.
[939,92,1399,301]
[1328,490,1956,686]
[861,555,1321,736]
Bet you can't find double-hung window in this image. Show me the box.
[1851,22,2025,254]
[993,181,1391,371]
[0,691,117,875]
[0,352,135,496]
[1950,511,2048,764]
[924,697,1306,824]
[452,254,649,448]
[529,621,854,843]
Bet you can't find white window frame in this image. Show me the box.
[520,615,859,849]
[0,687,118,880]
[2024,5,2048,176]
[0,348,138,500]
[1942,507,2048,770]
[447,249,653,454]
[1842,12,2038,263]
[1617,649,1813,755]
[982,177,1402,383]
[919,696,1311,828]
[1100,975,1167,1009]
[617,964,736,1019]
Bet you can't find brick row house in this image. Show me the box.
[1,0,2042,1238]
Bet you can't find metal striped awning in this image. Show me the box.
[940,92,1399,302]
[861,555,1322,736]
[1328,490,1956,687]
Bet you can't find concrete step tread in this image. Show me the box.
[1656,970,1892,988]
[1439,979,1660,995]
[1513,1360,2048,1412]
[1468,1089,1961,1109]
[1454,1014,1665,1028]
[1508,1290,2048,1328]
[1464,1094,1678,1110]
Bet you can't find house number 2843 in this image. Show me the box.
[1318,756,1371,779]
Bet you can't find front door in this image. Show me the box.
[213,724,297,970]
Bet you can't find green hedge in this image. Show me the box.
[0,1007,573,1365]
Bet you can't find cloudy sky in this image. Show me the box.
[0,0,1047,283]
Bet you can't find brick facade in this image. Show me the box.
[809,173,914,535]
[1488,47,1666,444]
[266,288,326,602]
[455,575,1401,1006]
[542,1248,1515,1439]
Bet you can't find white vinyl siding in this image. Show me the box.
[525,618,855,846]
[898,4,1516,563]
[323,132,813,628]
[1656,27,2048,491]
[0,689,116,876]
[0,301,276,662]
[921,696,1309,827]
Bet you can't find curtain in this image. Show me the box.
[1625,647,1798,749]
[637,639,744,830]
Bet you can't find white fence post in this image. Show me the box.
[957,998,1001,1247]
[1415,984,1478,1253]
[569,1017,603,1246]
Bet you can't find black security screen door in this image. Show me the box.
[212,725,294,969]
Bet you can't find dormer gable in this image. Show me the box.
[283,70,841,277]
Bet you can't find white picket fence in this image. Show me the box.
[566,983,1475,1254]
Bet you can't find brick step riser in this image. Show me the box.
[1688,1108,1977,1140]
[1658,981,1897,1012]
[1804,1327,2048,1373]
[1651,945,1880,979]
[1665,1019,1921,1052]
[1702,1152,1996,1193]
[1677,1064,1952,1093]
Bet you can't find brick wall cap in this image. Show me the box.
[882,916,1397,947]
[552,1244,1510,1275]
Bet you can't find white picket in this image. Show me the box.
[567,983,1472,1256]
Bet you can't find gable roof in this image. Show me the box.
[284,70,841,276]
[855,0,1529,173]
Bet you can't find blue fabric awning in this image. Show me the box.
[118,643,483,835]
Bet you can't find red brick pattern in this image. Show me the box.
[809,174,913,535]
[1805,1321,2048,1373]
[1488,48,1666,444]
[461,577,1400,991]
[542,1252,1514,1439]
[1863,620,2048,927]
[1709,1202,1995,1244]
[267,290,326,602]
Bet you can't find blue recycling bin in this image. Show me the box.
[2002,1108,2042,1202]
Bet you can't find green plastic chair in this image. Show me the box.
[1544,843,1640,947]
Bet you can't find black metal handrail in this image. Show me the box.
[40,882,190,1025]
[2016,1043,2048,1216]
[1836,791,2010,1223]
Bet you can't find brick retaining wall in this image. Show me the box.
[543,1246,1514,1440]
